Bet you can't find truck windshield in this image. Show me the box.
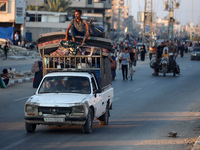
[38,76,91,94]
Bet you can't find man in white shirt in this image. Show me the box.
[120,48,132,80]
[14,32,19,45]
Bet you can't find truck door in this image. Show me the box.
[91,77,102,119]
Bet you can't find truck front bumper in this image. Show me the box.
[24,116,87,125]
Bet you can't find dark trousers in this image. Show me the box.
[71,25,104,38]
[122,65,128,79]
[149,53,152,60]
[4,52,7,59]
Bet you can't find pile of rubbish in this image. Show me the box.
[6,68,34,79]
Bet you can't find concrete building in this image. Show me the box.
[24,0,111,42]
[106,0,134,37]
[0,0,26,42]
[25,11,104,42]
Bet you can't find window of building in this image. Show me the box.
[29,14,41,22]
[87,10,92,13]
[88,0,92,4]
[0,2,7,12]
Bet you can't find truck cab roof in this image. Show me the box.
[44,72,93,78]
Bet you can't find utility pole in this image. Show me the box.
[143,0,153,46]
[190,0,193,41]
[35,0,38,23]
[112,10,115,43]
[164,0,180,41]
[117,8,121,42]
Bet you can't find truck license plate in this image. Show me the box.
[44,117,65,122]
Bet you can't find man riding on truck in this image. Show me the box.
[64,9,90,46]
[64,9,106,46]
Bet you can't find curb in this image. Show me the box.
[192,136,200,150]
[11,76,34,84]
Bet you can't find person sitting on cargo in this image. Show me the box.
[64,9,90,46]
[159,48,171,65]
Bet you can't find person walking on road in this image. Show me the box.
[178,43,185,58]
[149,46,153,61]
[120,47,132,80]
[140,44,146,61]
[3,42,9,60]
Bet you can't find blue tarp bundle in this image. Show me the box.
[0,26,14,42]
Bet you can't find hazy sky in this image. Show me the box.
[129,0,200,26]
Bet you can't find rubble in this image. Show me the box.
[168,131,178,138]
[7,68,34,79]
[0,45,40,59]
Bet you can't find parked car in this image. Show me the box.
[191,46,200,60]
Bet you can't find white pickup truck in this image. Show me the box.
[25,32,114,133]
[25,71,113,134]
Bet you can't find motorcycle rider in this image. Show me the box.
[152,42,164,76]
[159,48,171,65]
[168,41,180,75]
[169,40,178,60]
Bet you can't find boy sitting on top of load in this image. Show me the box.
[159,47,171,65]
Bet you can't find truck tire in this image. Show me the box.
[82,108,93,134]
[99,105,109,125]
[25,122,36,133]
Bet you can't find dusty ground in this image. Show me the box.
[153,103,200,150]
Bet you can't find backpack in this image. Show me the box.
[31,61,40,73]
[111,61,116,70]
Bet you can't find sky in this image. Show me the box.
[128,0,200,26]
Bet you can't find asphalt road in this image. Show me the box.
[0,53,200,150]
[0,58,39,72]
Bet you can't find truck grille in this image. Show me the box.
[38,107,72,115]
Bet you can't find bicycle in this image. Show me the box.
[129,62,134,81]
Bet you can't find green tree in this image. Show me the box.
[41,0,72,12]
[27,5,36,11]
[27,5,43,11]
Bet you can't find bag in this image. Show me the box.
[111,61,116,70]
[31,61,40,73]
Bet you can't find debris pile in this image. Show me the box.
[0,45,40,59]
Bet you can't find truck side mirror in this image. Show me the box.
[94,89,101,98]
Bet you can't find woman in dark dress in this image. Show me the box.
[140,45,146,61]
[33,60,43,88]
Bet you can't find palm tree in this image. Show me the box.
[41,0,72,12]
[27,5,36,11]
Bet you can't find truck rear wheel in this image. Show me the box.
[99,105,109,125]
[82,108,93,134]
[25,122,36,133]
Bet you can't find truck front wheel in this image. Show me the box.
[25,122,36,133]
[82,108,93,134]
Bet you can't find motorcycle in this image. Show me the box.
[150,56,179,77]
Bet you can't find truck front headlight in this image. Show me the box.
[25,105,38,116]
[191,53,196,56]
[71,105,85,116]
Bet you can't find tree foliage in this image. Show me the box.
[40,0,72,12]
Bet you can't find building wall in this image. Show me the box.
[26,21,70,41]
[0,0,15,23]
